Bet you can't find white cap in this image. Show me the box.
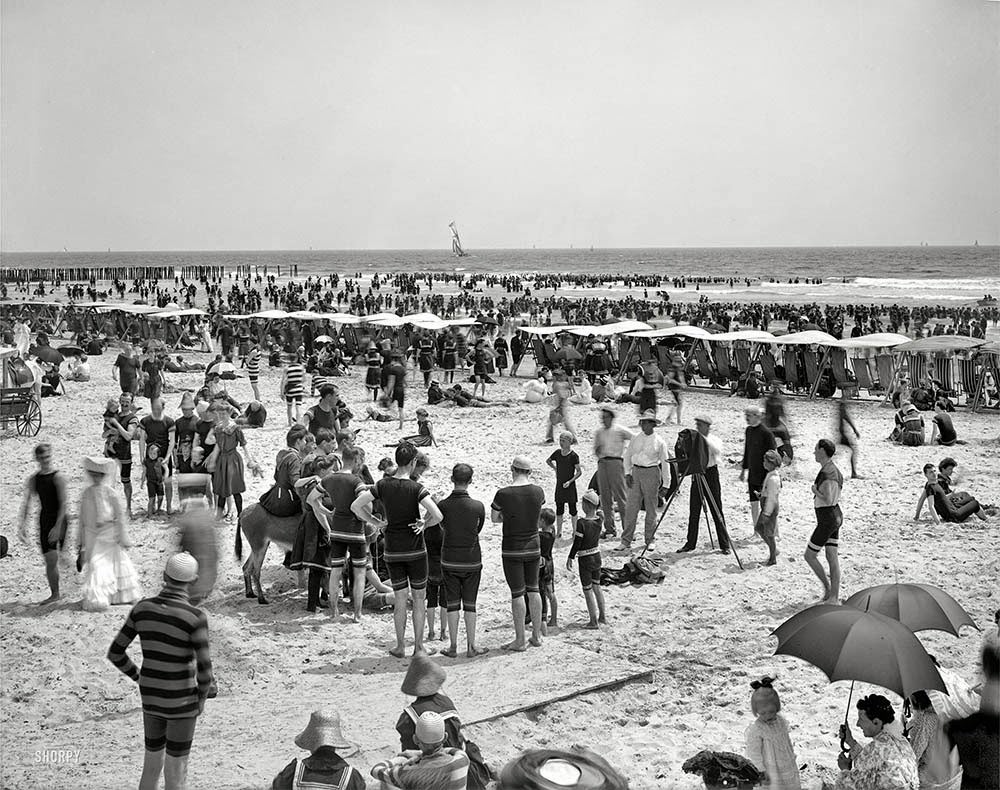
[414,711,446,744]
[165,552,199,583]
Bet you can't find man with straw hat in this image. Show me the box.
[271,710,364,790]
[107,552,215,790]
[618,410,670,553]
[371,711,470,790]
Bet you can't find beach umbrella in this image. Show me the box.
[707,322,726,333]
[57,345,84,357]
[476,315,498,326]
[843,584,977,638]
[28,345,63,365]
[773,604,945,697]
[314,335,335,344]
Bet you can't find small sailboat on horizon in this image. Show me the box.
[449,221,470,257]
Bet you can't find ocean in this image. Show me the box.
[2,246,998,305]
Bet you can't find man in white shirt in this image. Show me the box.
[618,410,671,552]
[592,406,633,538]
[677,415,729,554]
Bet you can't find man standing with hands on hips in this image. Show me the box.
[618,410,671,553]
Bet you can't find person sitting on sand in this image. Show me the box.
[566,490,607,630]
[395,655,465,752]
[64,354,91,382]
[891,403,925,446]
[446,384,512,408]
[399,407,436,447]
[372,711,470,790]
[835,694,919,790]
[745,677,801,790]
[271,710,364,790]
[929,401,959,447]
[523,375,548,403]
[916,461,989,524]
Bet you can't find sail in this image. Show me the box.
[449,221,468,256]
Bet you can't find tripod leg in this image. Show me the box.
[648,482,681,546]
[694,475,715,549]
[700,474,744,570]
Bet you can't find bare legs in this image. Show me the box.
[39,550,60,604]
[390,587,427,657]
[804,545,840,603]
[504,593,542,651]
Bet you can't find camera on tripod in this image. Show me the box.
[674,427,710,477]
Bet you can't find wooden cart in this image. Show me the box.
[0,347,42,436]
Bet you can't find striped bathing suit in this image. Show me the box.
[283,363,304,403]
[246,348,260,382]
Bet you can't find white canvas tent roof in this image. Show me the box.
[250,309,290,319]
[831,333,910,349]
[150,308,206,319]
[567,320,652,337]
[771,330,838,346]
[626,325,714,340]
[520,325,576,336]
[704,330,778,343]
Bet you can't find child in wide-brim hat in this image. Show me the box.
[396,655,464,752]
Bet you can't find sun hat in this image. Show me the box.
[582,490,601,506]
[179,391,195,409]
[400,654,447,697]
[511,455,533,473]
[693,414,712,426]
[165,551,199,583]
[294,710,356,754]
[414,711,446,745]
[83,455,112,476]
[638,410,662,425]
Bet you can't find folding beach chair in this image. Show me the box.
[637,338,654,363]
[758,350,777,383]
[907,354,925,388]
[783,348,799,390]
[654,345,673,375]
[829,348,856,393]
[733,345,751,378]
[530,338,547,368]
[958,358,978,404]
[934,355,958,397]
[875,355,896,390]
[712,345,734,383]
[693,344,717,385]
[850,357,881,394]
[803,350,824,396]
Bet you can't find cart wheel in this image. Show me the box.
[16,400,42,436]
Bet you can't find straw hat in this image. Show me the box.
[165,552,199,583]
[82,456,113,476]
[582,490,601,506]
[400,654,446,697]
[179,391,195,410]
[414,711,446,745]
[294,710,357,754]
[638,410,662,425]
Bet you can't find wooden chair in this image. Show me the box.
[712,345,734,383]
[733,345,752,378]
[875,355,896,390]
[783,348,799,390]
[758,350,777,383]
[934,355,958,397]
[851,357,882,394]
[829,348,855,393]
[693,344,717,385]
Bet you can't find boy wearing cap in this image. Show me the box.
[371,711,470,790]
[108,552,215,790]
[271,710,365,790]
[566,491,607,629]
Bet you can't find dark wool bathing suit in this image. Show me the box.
[492,484,545,599]
[374,476,430,591]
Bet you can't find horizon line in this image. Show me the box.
[2,243,997,255]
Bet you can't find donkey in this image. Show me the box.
[237,502,301,604]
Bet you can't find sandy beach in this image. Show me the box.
[1,334,997,790]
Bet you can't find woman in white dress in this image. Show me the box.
[77,456,141,611]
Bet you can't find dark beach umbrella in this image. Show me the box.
[476,315,498,326]
[57,345,84,357]
[843,584,977,638]
[29,345,63,365]
[773,603,945,707]
[802,322,821,331]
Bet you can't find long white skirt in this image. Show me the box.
[81,527,142,611]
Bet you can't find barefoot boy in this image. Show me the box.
[566,490,607,629]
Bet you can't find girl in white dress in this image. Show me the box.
[745,676,801,790]
[78,456,141,611]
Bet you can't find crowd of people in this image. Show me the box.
[5,270,998,790]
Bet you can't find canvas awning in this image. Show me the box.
[894,336,987,353]
[704,330,778,343]
[772,330,838,346]
[250,309,290,319]
[626,325,714,340]
[832,333,911,349]
[567,320,652,337]
[150,308,206,319]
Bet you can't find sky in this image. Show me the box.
[2,0,998,251]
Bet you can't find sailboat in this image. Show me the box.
[449,221,469,257]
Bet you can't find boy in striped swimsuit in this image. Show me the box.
[245,339,261,401]
[107,552,215,790]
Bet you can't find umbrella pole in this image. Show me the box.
[841,680,856,753]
